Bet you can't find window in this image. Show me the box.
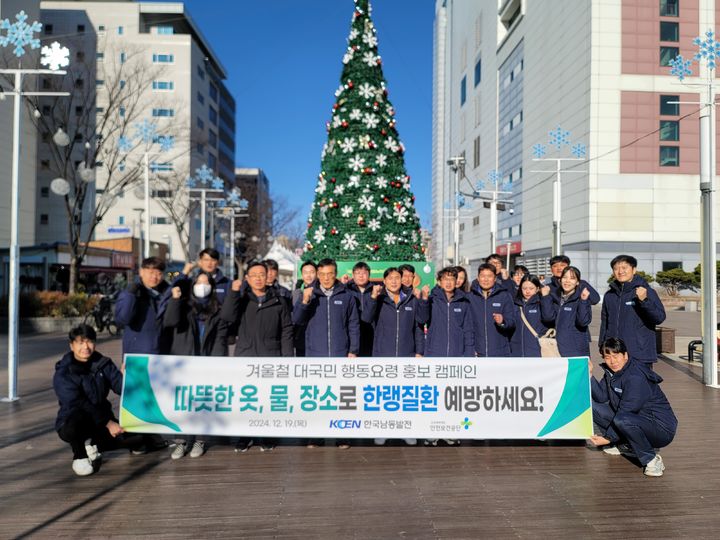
[660,0,679,17]
[151,216,170,225]
[118,216,125,225]
[660,146,680,166]
[118,26,124,35]
[659,46,679,66]
[459,223,465,232]
[77,24,85,34]
[75,106,83,117]
[660,95,679,115]
[473,216,480,226]
[197,117,205,129]
[120,52,126,64]
[44,24,53,35]
[119,106,126,117]
[149,162,174,172]
[155,25,174,35]
[152,53,174,63]
[152,135,175,146]
[660,120,679,141]
[209,83,218,102]
[152,81,174,91]
[42,105,51,115]
[197,65,205,79]
[209,129,217,147]
[662,261,682,271]
[473,136,480,168]
[74,133,83,141]
[151,190,174,198]
[76,51,85,61]
[474,58,481,87]
[98,25,106,32]
[42,78,51,90]
[660,21,679,41]
[152,108,175,117]
[119,162,126,172]
[120,80,126,89]
[95,79,104,87]
[208,153,217,169]
[209,107,218,125]
[460,76,467,106]
[41,187,49,198]
[41,160,50,170]
[40,214,49,225]
[197,92,205,104]
[96,52,104,61]
[196,142,204,155]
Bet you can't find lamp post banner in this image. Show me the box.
[120,355,592,439]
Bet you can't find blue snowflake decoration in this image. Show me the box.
[237,198,249,211]
[571,143,587,158]
[134,120,157,144]
[499,181,512,193]
[117,135,133,153]
[693,29,720,69]
[185,176,196,189]
[669,54,693,81]
[227,190,242,205]
[456,193,466,208]
[215,199,227,208]
[0,10,42,57]
[532,143,547,159]
[194,164,215,185]
[157,135,174,152]
[548,126,571,150]
[211,178,224,190]
[486,169,502,186]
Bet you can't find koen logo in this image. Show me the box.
[329,419,361,429]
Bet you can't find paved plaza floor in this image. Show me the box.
[1,322,719,539]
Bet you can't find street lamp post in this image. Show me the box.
[446,156,465,265]
[187,165,225,250]
[213,188,249,277]
[472,170,514,253]
[0,11,70,402]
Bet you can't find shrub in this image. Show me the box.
[0,292,98,318]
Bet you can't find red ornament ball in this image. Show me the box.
[330,177,336,183]
[373,244,379,251]
[341,120,349,128]
[332,202,339,208]
[348,80,354,88]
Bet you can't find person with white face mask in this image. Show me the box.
[163,271,229,460]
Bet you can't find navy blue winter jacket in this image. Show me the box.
[510,294,551,357]
[540,288,592,357]
[53,351,123,431]
[422,286,474,357]
[548,276,601,305]
[467,282,515,357]
[591,357,677,435]
[600,276,666,363]
[115,281,172,356]
[292,281,360,357]
[362,291,428,356]
[347,281,375,356]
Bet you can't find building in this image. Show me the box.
[234,167,272,262]
[433,0,718,288]
[36,0,235,263]
[0,0,41,249]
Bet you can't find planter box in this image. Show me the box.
[0,317,85,335]
[656,326,676,354]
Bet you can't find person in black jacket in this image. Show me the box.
[545,255,601,305]
[292,260,317,356]
[346,261,375,356]
[265,258,293,302]
[163,271,229,459]
[53,325,143,476]
[222,261,293,452]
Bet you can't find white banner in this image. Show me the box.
[120,355,592,439]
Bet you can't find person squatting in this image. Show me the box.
[53,249,676,477]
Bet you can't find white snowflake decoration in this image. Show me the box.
[341,233,358,251]
[359,194,375,210]
[0,10,42,57]
[313,226,326,243]
[349,28,359,41]
[377,206,389,219]
[376,154,388,168]
[368,218,381,231]
[358,134,371,148]
[394,205,409,223]
[411,230,419,242]
[340,205,353,217]
[40,41,70,71]
[349,109,362,121]
[349,155,366,171]
[340,137,357,154]
[384,137,399,152]
[362,32,378,48]
[342,50,354,65]
[363,113,379,129]
[348,175,360,188]
[321,142,328,159]
[315,178,327,193]
[362,51,377,67]
[332,116,342,129]
[358,82,375,99]
[334,184,345,195]
[383,233,398,245]
[375,176,388,189]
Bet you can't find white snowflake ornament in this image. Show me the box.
[363,113,379,129]
[362,51,377,67]
[40,41,70,71]
[313,226,326,243]
[348,175,361,188]
[376,154,388,167]
[349,109,362,121]
[362,32,378,48]
[394,205,409,223]
[334,184,345,195]
[368,218,380,231]
[341,233,358,251]
[349,28,359,41]
[315,178,327,193]
[349,155,365,171]
[359,194,375,210]
[384,233,398,245]
[375,176,388,189]
[358,82,375,99]
[340,137,357,154]
[340,205,353,217]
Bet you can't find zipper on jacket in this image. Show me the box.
[327,295,331,357]
[484,294,488,357]
[395,306,400,357]
[446,300,451,357]
[615,283,624,333]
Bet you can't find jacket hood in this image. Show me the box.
[430,285,466,302]
[380,289,414,307]
[346,281,373,295]
[312,280,348,297]
[601,356,664,384]
[609,274,648,294]
[56,350,107,371]
[514,293,541,307]
[469,280,506,298]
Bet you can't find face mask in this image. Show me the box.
[193,284,212,298]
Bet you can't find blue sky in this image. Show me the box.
[168,0,435,229]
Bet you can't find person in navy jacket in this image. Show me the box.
[485,254,515,293]
[171,248,231,304]
[114,257,172,356]
[510,275,552,357]
[546,255,601,305]
[346,261,375,357]
[599,254,666,365]
[421,267,475,357]
[53,325,143,476]
[362,267,428,357]
[589,337,677,477]
[468,263,515,357]
[540,266,592,357]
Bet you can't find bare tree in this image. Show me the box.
[271,192,304,251]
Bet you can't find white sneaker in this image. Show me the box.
[404,438,417,446]
[374,438,387,445]
[603,446,622,455]
[443,439,457,445]
[84,439,101,462]
[424,439,438,446]
[644,454,665,477]
[72,458,94,476]
[189,441,205,458]
[170,442,186,460]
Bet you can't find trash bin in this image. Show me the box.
[685,301,698,312]
[656,327,675,354]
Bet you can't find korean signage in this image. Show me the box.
[120,356,592,439]
[495,242,522,256]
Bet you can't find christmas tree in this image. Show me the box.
[303,0,423,262]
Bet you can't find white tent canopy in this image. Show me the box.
[262,240,300,289]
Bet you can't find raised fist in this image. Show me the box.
[421,285,430,300]
[340,274,350,284]
[492,313,504,325]
[231,279,242,292]
[171,286,182,299]
[540,285,551,296]
[635,286,647,302]
[580,288,590,301]
[302,286,314,304]
[371,284,383,299]
[182,261,196,276]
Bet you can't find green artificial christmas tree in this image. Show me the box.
[303,0,424,262]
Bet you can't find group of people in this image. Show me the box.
[52,248,678,477]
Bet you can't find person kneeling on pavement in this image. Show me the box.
[53,324,144,476]
[589,337,678,477]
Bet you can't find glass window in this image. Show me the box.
[208,153,217,169]
[155,26,174,35]
[197,92,205,104]
[662,261,682,271]
[660,120,679,141]
[196,142,204,155]
[209,107,218,125]
[120,80,126,89]
[152,81,174,90]
[41,187,49,198]
[197,65,205,79]
[660,0,679,17]
[152,54,174,63]
[660,21,679,41]
[119,106,126,117]
[659,146,680,166]
[209,83,218,102]
[40,214,49,225]
[659,46,679,66]
[197,117,205,130]
[95,79,104,87]
[118,26,124,35]
[45,24,53,35]
[209,130,217,147]
[120,52,126,64]
[474,58,481,87]
[77,24,85,34]
[96,52,104,61]
[98,25,105,32]
[76,51,85,61]
[152,108,175,117]
[118,216,125,225]
[460,75,467,106]
[660,95,679,115]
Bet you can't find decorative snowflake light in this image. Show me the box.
[134,120,157,144]
[548,126,571,149]
[571,143,587,159]
[40,41,70,71]
[187,164,220,189]
[157,135,174,153]
[532,143,547,159]
[456,193,467,209]
[211,178,224,190]
[669,54,693,81]
[117,136,133,153]
[693,29,720,69]
[0,10,42,57]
